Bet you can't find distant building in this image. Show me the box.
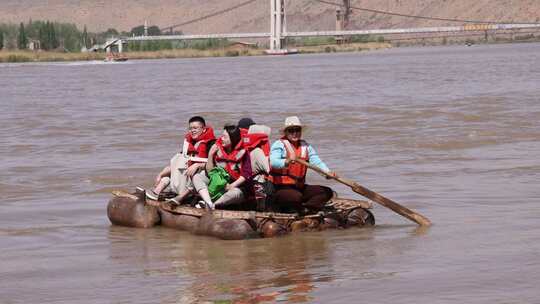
[27,39,41,51]
[227,41,258,51]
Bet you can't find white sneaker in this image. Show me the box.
[195,201,215,210]
[145,190,159,201]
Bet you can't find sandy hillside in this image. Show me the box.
[1,0,539,33]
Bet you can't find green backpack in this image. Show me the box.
[207,167,231,201]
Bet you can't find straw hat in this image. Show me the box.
[281,116,305,132]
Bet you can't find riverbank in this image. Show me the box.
[0,42,391,63]
[296,42,391,54]
[4,36,537,63]
[0,48,263,63]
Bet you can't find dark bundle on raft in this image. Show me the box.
[107,189,375,240]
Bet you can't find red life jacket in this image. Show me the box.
[214,138,246,181]
[270,139,309,187]
[183,127,216,166]
[243,131,271,184]
[242,132,270,156]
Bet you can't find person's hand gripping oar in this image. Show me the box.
[294,159,432,227]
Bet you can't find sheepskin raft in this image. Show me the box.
[107,189,375,240]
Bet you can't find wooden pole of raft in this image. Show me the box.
[295,159,432,227]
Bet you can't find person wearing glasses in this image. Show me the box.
[146,116,215,201]
[269,116,336,214]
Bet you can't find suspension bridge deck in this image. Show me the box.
[121,23,540,43]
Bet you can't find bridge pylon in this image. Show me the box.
[268,0,295,54]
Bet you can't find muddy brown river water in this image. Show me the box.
[1,43,540,303]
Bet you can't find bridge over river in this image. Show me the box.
[101,0,540,54]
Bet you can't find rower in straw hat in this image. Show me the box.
[268,116,337,214]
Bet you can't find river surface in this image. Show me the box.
[1,43,540,303]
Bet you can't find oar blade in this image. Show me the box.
[296,158,432,227]
[350,182,432,227]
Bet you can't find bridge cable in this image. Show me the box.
[161,0,262,32]
[314,0,540,25]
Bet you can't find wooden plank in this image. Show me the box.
[161,203,299,220]
[112,190,139,201]
[331,198,372,210]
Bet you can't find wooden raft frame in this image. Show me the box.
[112,190,372,221]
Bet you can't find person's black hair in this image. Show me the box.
[188,116,206,126]
[237,117,255,130]
[205,139,216,156]
[224,124,241,149]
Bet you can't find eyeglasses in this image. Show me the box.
[286,127,302,133]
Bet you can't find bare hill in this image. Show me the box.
[1,0,539,33]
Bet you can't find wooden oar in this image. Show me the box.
[295,159,432,227]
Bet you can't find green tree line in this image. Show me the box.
[1,20,87,51]
[0,21,233,52]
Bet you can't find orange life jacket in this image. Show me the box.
[270,139,309,187]
[214,138,246,181]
